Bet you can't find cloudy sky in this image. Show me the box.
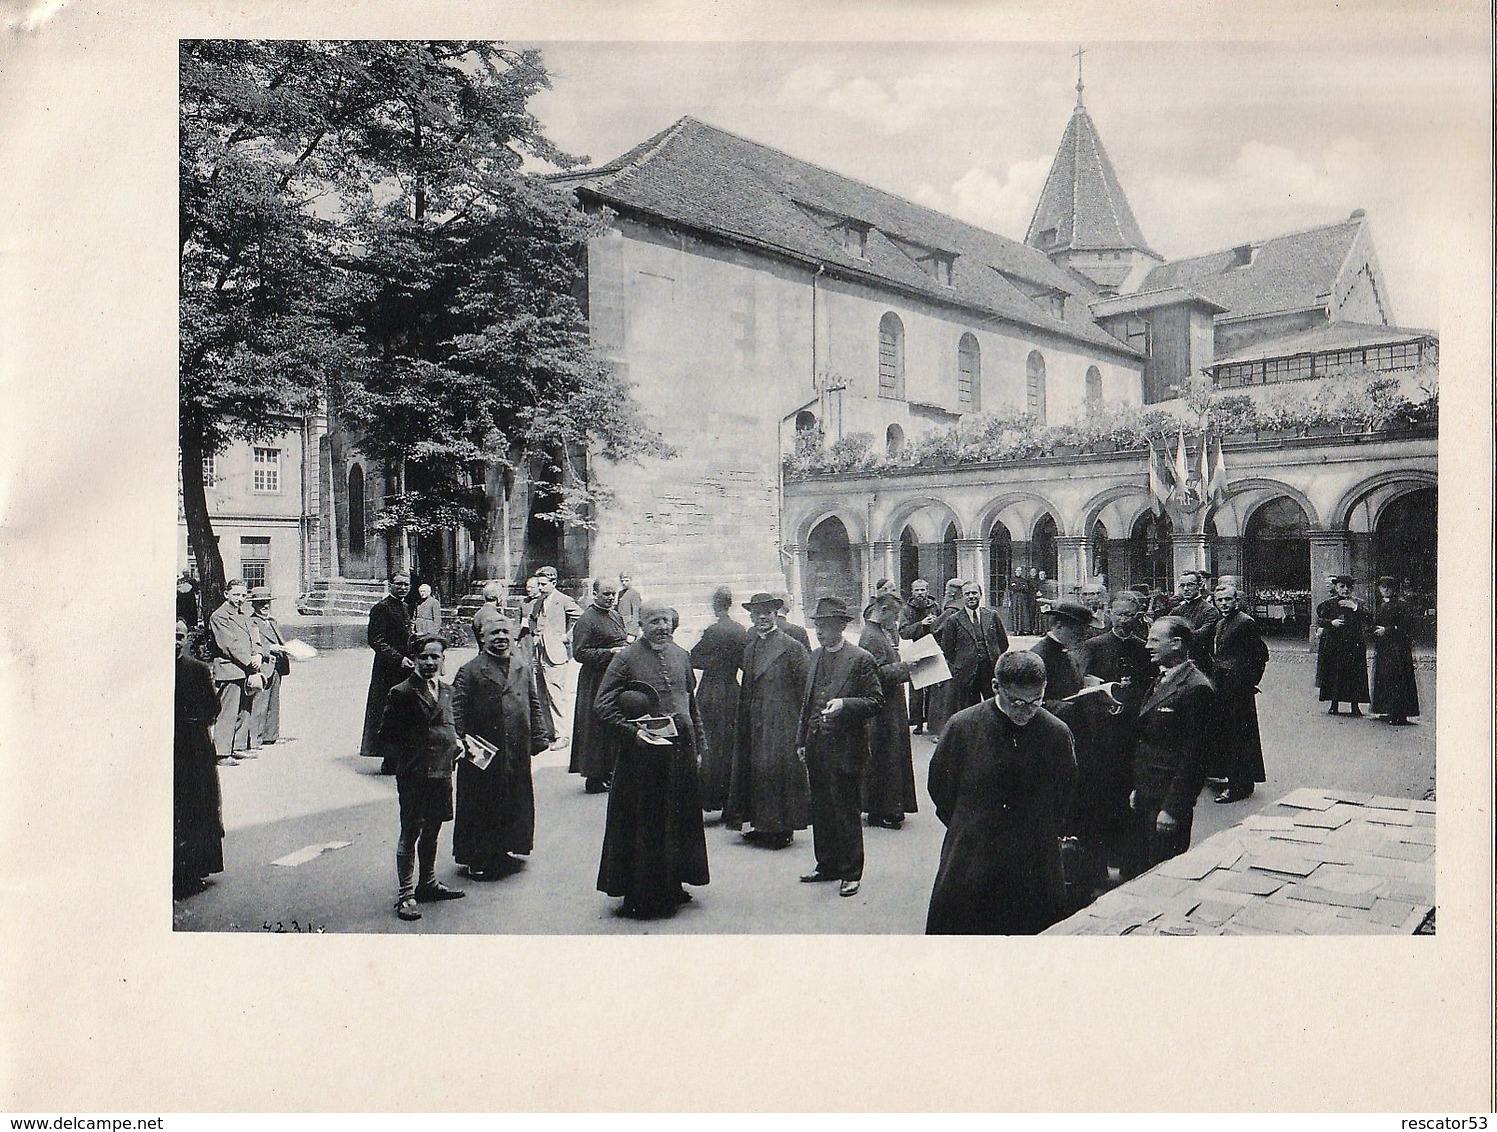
[523,39,1487,330]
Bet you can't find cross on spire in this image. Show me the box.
[1073,44,1086,107]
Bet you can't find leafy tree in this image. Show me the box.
[180,39,671,609]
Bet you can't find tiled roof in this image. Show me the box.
[553,117,1143,359]
[1215,321,1437,366]
[1144,218,1364,321]
[1090,286,1228,317]
[1024,106,1158,257]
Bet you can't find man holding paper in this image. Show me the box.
[451,615,553,880]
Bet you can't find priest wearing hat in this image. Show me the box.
[724,592,812,849]
[1315,575,1371,715]
[796,596,883,898]
[248,585,290,747]
[592,601,710,918]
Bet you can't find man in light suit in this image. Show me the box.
[530,565,581,746]
[797,596,884,897]
[937,581,1011,717]
[207,579,264,765]
[1127,616,1216,875]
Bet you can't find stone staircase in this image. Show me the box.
[295,578,388,619]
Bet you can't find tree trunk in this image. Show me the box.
[179,425,227,615]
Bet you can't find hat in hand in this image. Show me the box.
[616,680,661,720]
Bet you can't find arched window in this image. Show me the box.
[957,332,981,411]
[1091,519,1110,581]
[1085,366,1103,410]
[878,313,905,400]
[1026,350,1047,422]
[940,522,959,592]
[348,465,367,557]
[898,526,920,596]
[885,423,905,458]
[988,523,1012,599]
[1244,497,1311,595]
[794,410,820,455]
[1032,512,1058,578]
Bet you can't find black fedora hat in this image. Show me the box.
[616,680,660,720]
[809,595,854,622]
[1331,574,1356,586]
[1042,600,1095,625]
[742,592,785,612]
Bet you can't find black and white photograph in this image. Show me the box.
[173,35,1448,938]
[2,0,1492,1114]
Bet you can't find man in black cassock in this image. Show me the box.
[360,573,413,766]
[593,601,710,919]
[1207,583,1268,804]
[1316,575,1370,715]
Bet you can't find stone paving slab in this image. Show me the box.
[1044,788,1435,936]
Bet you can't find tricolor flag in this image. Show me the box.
[1209,436,1230,502]
[1199,430,1212,493]
[1173,425,1190,495]
[1147,438,1170,515]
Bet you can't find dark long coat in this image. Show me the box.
[593,641,711,908]
[898,593,941,725]
[1315,597,1370,703]
[925,702,1077,935]
[174,652,224,884]
[452,651,552,866]
[569,604,630,780]
[857,622,917,817]
[1208,611,1268,783]
[1130,662,1215,872]
[1371,597,1420,719]
[360,595,412,759]
[725,629,812,833]
[923,599,968,736]
[798,641,884,881]
[1172,596,1222,674]
[1082,630,1153,854]
[690,614,751,811]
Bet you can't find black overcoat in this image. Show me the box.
[174,653,223,883]
[1315,597,1370,703]
[452,651,552,865]
[938,607,1010,713]
[925,702,1076,935]
[593,641,711,907]
[1083,631,1152,848]
[360,595,412,758]
[1208,611,1268,783]
[569,604,630,780]
[690,614,751,811]
[1130,662,1214,871]
[857,622,917,816]
[725,629,812,832]
[1370,597,1420,719]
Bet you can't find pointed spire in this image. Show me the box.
[1074,45,1086,107]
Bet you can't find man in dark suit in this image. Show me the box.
[797,596,884,897]
[379,635,467,921]
[1171,570,1221,673]
[937,581,1010,716]
[207,579,264,764]
[1208,583,1269,804]
[1084,592,1154,871]
[1128,615,1216,875]
[360,573,414,765]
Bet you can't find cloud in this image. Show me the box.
[913,155,1054,239]
[780,65,966,136]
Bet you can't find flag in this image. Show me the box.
[1199,430,1211,493]
[1173,425,1190,497]
[1146,439,1167,515]
[1209,436,1230,502]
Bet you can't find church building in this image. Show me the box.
[308,76,1438,640]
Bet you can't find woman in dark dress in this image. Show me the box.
[451,615,552,878]
[1370,576,1420,726]
[1315,575,1370,715]
[174,619,224,897]
[858,593,918,829]
[569,579,630,793]
[689,586,750,814]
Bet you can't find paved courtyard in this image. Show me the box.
[173,637,1435,935]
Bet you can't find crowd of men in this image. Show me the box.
[173,557,1419,933]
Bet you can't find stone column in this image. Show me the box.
[1308,530,1351,638]
[1171,531,1210,582]
[1055,535,1088,599]
[954,538,986,599]
[784,542,806,624]
[871,540,898,591]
